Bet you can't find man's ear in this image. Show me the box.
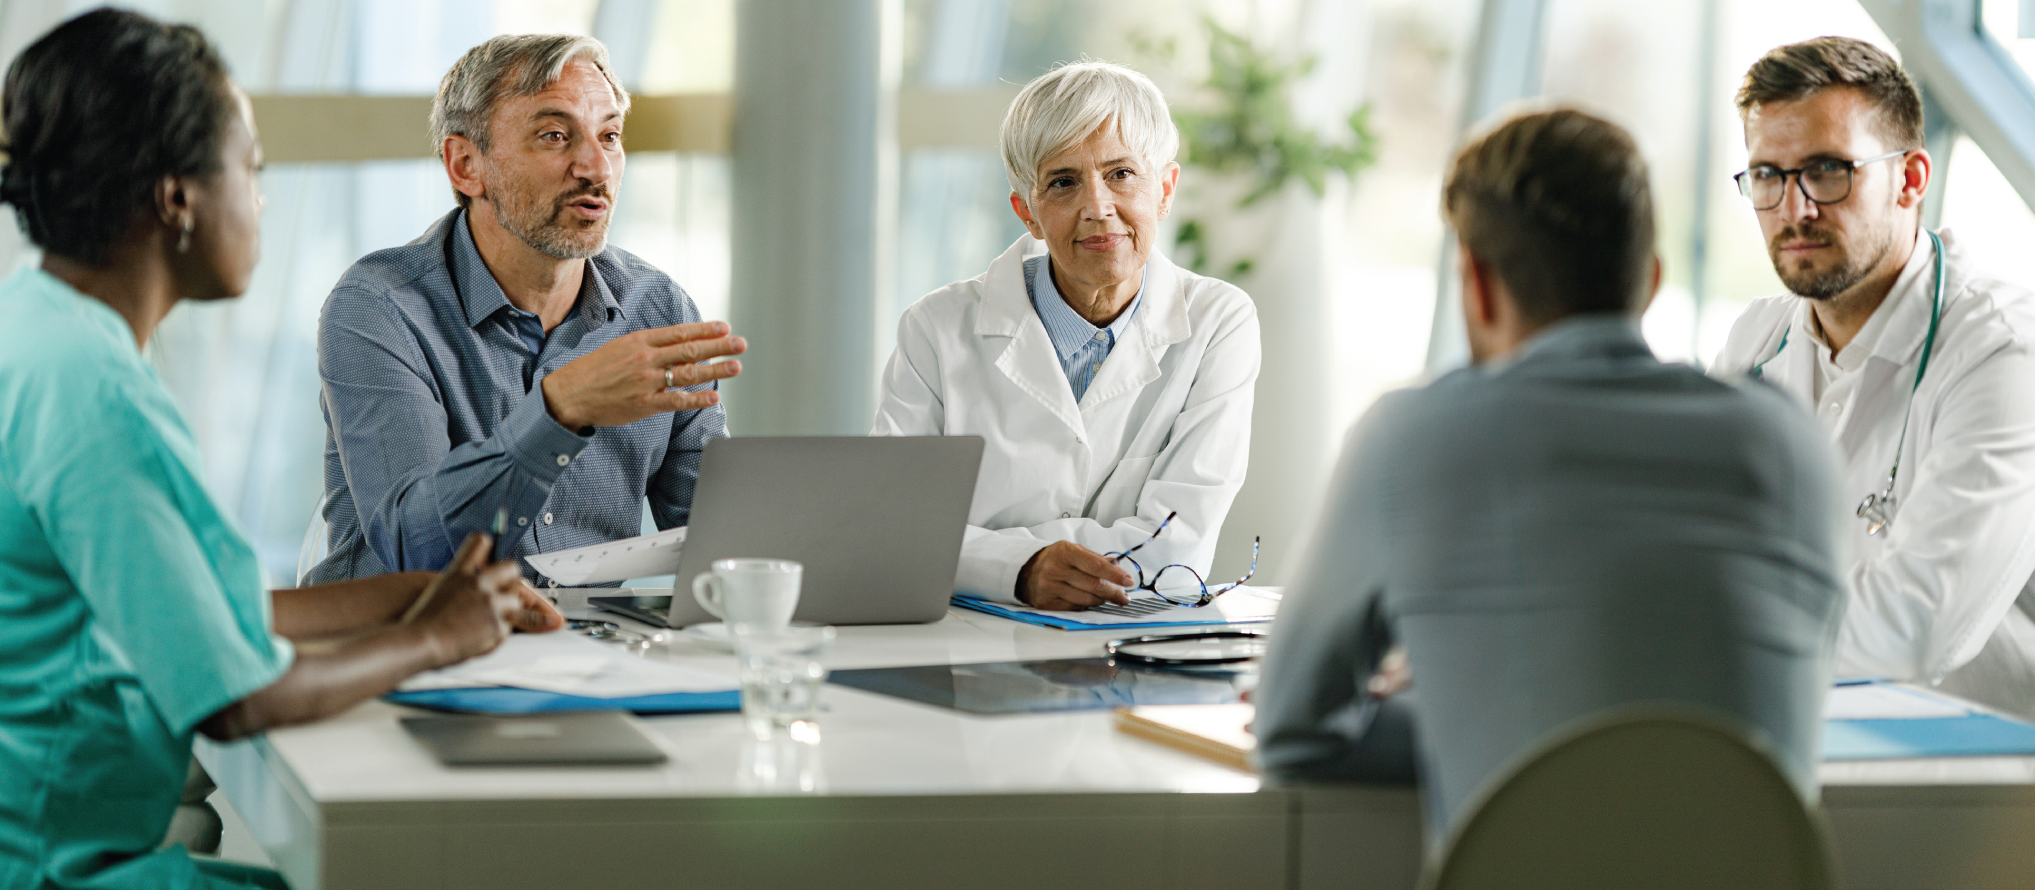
[1459,245,1499,325]
[1639,253,1663,315]
[1897,148,1932,210]
[1009,191,1045,240]
[443,135,487,205]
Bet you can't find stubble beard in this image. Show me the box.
[485,174,612,260]
[1771,218,1895,301]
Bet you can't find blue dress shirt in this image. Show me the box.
[309,209,727,584]
[1024,254,1144,400]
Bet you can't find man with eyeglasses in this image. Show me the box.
[1712,38,2035,717]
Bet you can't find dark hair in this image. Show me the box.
[1736,37,1924,150]
[1443,108,1656,322]
[0,8,235,264]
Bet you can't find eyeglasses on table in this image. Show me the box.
[1103,511,1258,608]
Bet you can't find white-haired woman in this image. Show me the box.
[872,61,1261,611]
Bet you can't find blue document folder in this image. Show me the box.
[951,595,1275,631]
[387,687,741,716]
[1823,713,2035,760]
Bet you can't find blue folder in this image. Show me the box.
[1823,713,2035,760]
[951,595,1273,631]
[387,687,741,716]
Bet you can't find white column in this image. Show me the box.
[727,0,901,435]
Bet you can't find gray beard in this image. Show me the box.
[490,191,607,260]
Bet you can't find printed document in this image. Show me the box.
[985,586,1281,626]
[524,526,686,586]
[398,631,734,698]
[1822,684,1970,720]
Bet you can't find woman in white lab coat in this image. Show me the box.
[871,61,1261,611]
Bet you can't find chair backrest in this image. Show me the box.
[1421,707,1832,890]
[295,493,330,587]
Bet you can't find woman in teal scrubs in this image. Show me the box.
[0,11,565,888]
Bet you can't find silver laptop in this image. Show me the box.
[593,436,982,627]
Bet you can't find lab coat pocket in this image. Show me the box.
[1089,453,1159,522]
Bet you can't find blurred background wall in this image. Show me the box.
[1,0,2031,587]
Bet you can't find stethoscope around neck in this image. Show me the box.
[1748,229,1945,537]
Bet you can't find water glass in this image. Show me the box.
[731,624,836,740]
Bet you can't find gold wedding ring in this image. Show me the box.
[664,366,675,389]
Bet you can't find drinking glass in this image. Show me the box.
[731,624,836,740]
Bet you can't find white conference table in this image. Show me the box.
[197,599,2035,890]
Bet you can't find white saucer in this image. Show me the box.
[681,621,734,651]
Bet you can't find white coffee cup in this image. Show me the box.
[692,558,802,631]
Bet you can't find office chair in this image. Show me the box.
[1421,706,1832,890]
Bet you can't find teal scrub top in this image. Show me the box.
[0,268,294,889]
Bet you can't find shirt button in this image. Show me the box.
[543,512,554,525]
[556,454,571,467]
[1093,332,1107,341]
[1825,403,1840,416]
[517,516,530,527]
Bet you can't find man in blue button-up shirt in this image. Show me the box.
[308,35,744,584]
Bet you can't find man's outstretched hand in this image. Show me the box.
[542,320,746,430]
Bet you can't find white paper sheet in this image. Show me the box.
[1822,684,1970,720]
[397,631,735,698]
[990,585,1282,626]
[524,526,686,586]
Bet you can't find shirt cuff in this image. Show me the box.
[499,385,593,484]
[954,533,1052,605]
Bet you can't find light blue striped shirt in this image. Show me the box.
[1024,254,1145,401]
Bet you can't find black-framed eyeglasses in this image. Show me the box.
[1103,511,1259,608]
[1732,149,1906,211]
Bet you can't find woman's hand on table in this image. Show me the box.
[1016,541,1137,611]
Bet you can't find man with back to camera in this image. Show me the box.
[1254,109,1847,838]
[306,34,746,585]
[1710,38,2035,717]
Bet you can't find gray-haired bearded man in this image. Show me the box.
[307,35,745,584]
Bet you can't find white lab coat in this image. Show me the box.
[872,235,1261,604]
[1712,228,2035,717]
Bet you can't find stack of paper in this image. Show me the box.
[954,586,1282,631]
[398,632,734,698]
[1821,684,1969,720]
[1115,703,1257,772]
[523,527,686,587]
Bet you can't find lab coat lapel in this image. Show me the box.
[1835,230,1938,452]
[1080,251,1190,411]
[976,236,1086,438]
[1762,299,1820,402]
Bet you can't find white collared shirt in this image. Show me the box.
[1714,228,2035,716]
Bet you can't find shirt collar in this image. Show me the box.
[449,210,623,331]
[1796,227,1936,373]
[1498,313,1652,372]
[1026,254,1146,363]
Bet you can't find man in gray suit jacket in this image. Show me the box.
[1254,109,1847,839]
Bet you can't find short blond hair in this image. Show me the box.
[1000,60,1178,205]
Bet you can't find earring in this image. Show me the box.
[176,218,192,254]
